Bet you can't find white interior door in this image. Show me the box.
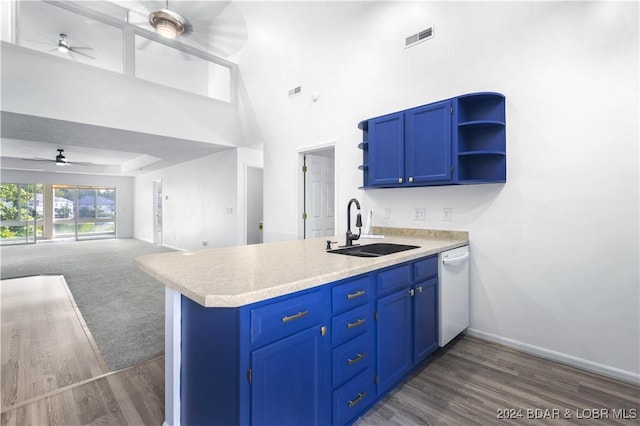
[305,153,335,238]
[153,181,163,244]
[246,166,264,244]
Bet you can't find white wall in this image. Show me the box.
[0,169,134,237]
[235,1,639,380]
[1,42,240,147]
[134,147,263,251]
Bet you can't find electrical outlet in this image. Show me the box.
[442,208,452,222]
[414,208,426,221]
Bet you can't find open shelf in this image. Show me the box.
[457,92,505,123]
[359,92,506,188]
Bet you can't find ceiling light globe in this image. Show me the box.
[155,20,178,39]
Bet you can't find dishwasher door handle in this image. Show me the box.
[442,252,469,265]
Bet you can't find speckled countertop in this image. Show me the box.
[135,228,468,308]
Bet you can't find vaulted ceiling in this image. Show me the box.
[0,0,250,177]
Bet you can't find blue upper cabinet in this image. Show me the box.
[406,101,453,184]
[367,111,405,186]
[359,92,506,188]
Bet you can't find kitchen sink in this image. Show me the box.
[328,243,420,257]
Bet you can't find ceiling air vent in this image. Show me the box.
[405,26,434,48]
[288,86,302,97]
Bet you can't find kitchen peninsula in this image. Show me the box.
[136,228,468,426]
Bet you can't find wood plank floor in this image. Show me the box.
[1,275,108,410]
[1,357,164,426]
[355,335,639,426]
[1,275,164,425]
[2,275,638,425]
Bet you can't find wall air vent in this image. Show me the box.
[405,26,434,48]
[288,86,302,97]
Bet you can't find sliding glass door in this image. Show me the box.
[0,183,44,245]
[53,185,116,240]
[77,187,116,239]
[1,184,116,244]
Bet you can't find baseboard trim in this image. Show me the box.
[466,328,640,386]
[161,243,187,252]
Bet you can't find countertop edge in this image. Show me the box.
[136,234,469,308]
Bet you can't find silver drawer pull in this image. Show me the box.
[347,353,365,366]
[347,290,366,300]
[281,310,308,323]
[347,318,365,329]
[348,392,366,408]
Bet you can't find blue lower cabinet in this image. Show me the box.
[332,370,376,426]
[414,277,439,364]
[180,255,441,425]
[332,333,373,387]
[251,325,330,426]
[376,288,413,394]
[375,256,439,395]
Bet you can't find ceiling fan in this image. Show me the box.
[53,33,95,59]
[22,149,94,167]
[127,1,248,58]
[148,2,188,40]
[26,32,96,60]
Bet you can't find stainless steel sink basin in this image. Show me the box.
[328,243,420,257]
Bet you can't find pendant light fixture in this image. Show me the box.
[148,1,185,39]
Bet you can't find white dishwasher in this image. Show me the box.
[438,245,470,347]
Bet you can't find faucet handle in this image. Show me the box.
[326,240,338,250]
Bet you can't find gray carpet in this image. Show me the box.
[0,238,174,371]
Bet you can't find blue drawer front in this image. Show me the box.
[333,370,376,426]
[332,333,372,387]
[250,290,323,348]
[331,304,371,346]
[332,276,370,314]
[414,255,438,281]
[377,263,412,296]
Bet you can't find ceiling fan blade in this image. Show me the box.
[68,46,94,51]
[25,29,55,44]
[69,48,96,60]
[137,37,155,51]
[66,161,94,166]
[24,39,54,47]
[21,158,55,162]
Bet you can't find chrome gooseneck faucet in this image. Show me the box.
[345,198,363,247]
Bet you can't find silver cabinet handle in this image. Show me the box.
[347,290,365,300]
[347,353,366,365]
[348,392,366,408]
[408,177,414,183]
[281,310,308,323]
[398,177,403,183]
[347,318,366,329]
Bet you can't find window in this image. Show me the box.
[53,185,116,240]
[135,35,231,102]
[9,0,235,103]
[0,183,43,245]
[17,0,124,73]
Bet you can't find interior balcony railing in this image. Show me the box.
[1,0,236,104]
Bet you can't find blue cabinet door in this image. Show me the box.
[376,288,412,394]
[369,111,405,186]
[405,100,452,183]
[251,325,329,426]
[413,277,438,364]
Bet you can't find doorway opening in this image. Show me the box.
[246,166,264,245]
[299,146,336,239]
[153,180,163,245]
